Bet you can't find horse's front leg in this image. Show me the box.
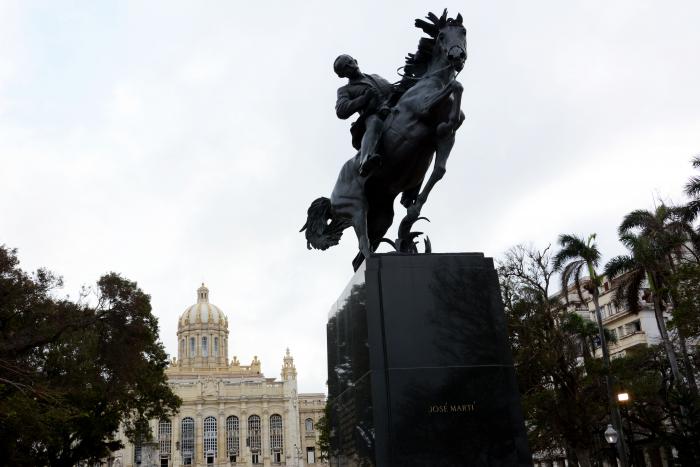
[413,132,456,215]
[396,132,455,252]
[437,81,464,137]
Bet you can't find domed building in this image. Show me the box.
[111,284,327,467]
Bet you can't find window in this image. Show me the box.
[307,447,316,464]
[202,336,208,357]
[305,418,314,432]
[248,415,261,452]
[252,453,260,464]
[226,416,240,461]
[181,417,195,464]
[270,414,283,461]
[159,419,172,456]
[134,438,142,465]
[625,320,641,335]
[190,337,196,357]
[203,416,217,459]
[214,337,219,357]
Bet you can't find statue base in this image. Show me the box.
[326,253,531,466]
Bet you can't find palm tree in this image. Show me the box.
[617,206,698,394]
[553,234,609,361]
[604,232,682,384]
[561,312,616,367]
[682,155,700,222]
[620,205,700,264]
[553,233,629,467]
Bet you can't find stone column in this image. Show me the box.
[218,408,226,467]
[195,410,203,466]
[262,409,270,467]
[240,408,248,466]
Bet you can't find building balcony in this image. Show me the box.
[601,308,631,324]
[595,331,648,358]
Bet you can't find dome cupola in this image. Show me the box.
[176,284,229,370]
[178,284,228,328]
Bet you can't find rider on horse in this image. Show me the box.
[334,54,394,176]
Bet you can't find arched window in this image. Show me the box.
[305,418,314,432]
[189,337,196,357]
[270,414,283,462]
[202,336,208,357]
[226,416,240,460]
[158,419,172,456]
[248,415,262,452]
[203,416,217,460]
[213,337,219,357]
[181,417,195,464]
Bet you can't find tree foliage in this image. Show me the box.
[498,244,608,466]
[0,245,181,467]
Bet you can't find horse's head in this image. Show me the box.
[415,10,467,72]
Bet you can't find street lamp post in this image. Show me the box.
[604,424,621,467]
[618,391,635,466]
[604,424,618,444]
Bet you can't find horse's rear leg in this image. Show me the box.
[351,207,371,271]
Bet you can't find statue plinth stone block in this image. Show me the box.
[327,253,532,466]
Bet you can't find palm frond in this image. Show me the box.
[685,175,700,198]
[553,233,599,269]
[621,269,645,313]
[619,209,657,236]
[692,155,700,169]
[604,255,635,280]
[560,260,586,303]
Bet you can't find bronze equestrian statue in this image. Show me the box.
[301,10,467,270]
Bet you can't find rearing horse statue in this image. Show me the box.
[301,10,467,270]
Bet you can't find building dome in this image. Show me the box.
[176,284,229,370]
[178,283,228,329]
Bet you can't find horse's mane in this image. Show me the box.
[398,9,464,92]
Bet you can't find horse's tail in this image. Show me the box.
[300,197,352,251]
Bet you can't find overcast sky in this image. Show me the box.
[1,1,699,393]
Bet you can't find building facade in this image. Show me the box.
[110,284,327,467]
[560,275,663,359]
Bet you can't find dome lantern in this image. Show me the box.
[197,283,209,303]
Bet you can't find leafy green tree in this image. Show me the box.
[0,245,181,467]
[499,244,609,467]
[670,262,700,340]
[315,402,331,462]
[611,345,700,466]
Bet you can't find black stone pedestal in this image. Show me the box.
[326,253,531,467]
